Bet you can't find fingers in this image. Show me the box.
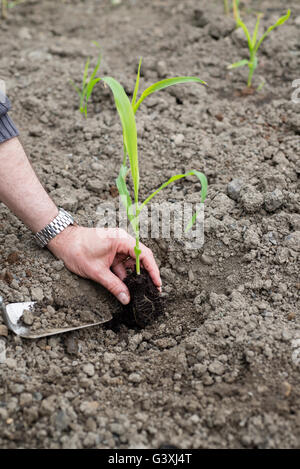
[112,262,127,281]
[116,230,162,289]
[95,267,130,305]
[139,243,162,289]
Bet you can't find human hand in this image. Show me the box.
[47,225,161,305]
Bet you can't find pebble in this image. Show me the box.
[22,309,34,326]
[80,401,99,416]
[200,253,213,265]
[208,360,225,376]
[5,358,17,369]
[30,287,44,302]
[128,373,143,384]
[284,231,300,252]
[264,189,284,212]
[241,188,264,213]
[0,325,8,337]
[83,363,95,377]
[173,134,185,146]
[227,179,244,201]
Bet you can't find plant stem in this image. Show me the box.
[224,0,229,15]
[2,0,8,18]
[247,52,255,87]
[135,236,140,275]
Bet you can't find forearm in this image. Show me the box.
[0,137,58,233]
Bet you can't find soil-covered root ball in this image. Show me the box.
[117,269,163,329]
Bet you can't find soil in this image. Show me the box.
[0,0,300,449]
[120,269,163,328]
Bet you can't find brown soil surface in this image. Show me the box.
[0,0,299,449]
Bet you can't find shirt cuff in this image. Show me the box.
[0,112,19,144]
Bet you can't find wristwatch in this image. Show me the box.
[34,208,75,248]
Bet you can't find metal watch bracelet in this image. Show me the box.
[34,208,75,248]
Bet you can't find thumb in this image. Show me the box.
[97,268,130,305]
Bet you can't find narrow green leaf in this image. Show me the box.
[236,16,253,52]
[227,59,249,69]
[133,77,207,113]
[102,77,139,203]
[69,80,82,97]
[139,170,207,211]
[132,57,142,108]
[252,13,262,47]
[82,57,90,89]
[86,77,101,101]
[254,9,291,54]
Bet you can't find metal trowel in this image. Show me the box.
[0,296,112,339]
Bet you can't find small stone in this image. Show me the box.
[208,360,225,376]
[193,363,207,377]
[128,373,142,383]
[188,270,195,282]
[86,179,102,194]
[22,309,34,326]
[0,325,8,337]
[19,393,33,407]
[284,231,300,252]
[241,188,264,213]
[103,352,116,364]
[156,60,167,78]
[65,336,79,356]
[288,312,296,321]
[227,179,243,201]
[264,189,284,212]
[243,228,260,249]
[31,287,44,302]
[6,358,17,369]
[83,363,95,377]
[80,401,99,416]
[200,254,213,265]
[173,134,185,146]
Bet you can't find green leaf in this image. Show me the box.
[86,77,101,101]
[138,170,207,233]
[133,77,207,113]
[139,170,207,212]
[252,13,262,48]
[236,16,253,52]
[69,80,82,97]
[227,59,249,69]
[82,57,90,89]
[132,57,142,108]
[254,9,291,54]
[102,77,139,203]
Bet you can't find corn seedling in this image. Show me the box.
[97,61,208,274]
[228,3,290,87]
[71,43,102,117]
[224,0,239,19]
[1,0,7,18]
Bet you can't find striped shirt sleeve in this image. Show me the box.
[0,92,19,143]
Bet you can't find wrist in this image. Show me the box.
[47,223,79,257]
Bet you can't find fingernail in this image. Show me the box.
[118,292,129,305]
[158,286,162,293]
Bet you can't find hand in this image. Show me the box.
[47,225,162,305]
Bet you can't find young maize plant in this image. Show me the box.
[71,43,102,117]
[98,61,208,275]
[1,0,7,18]
[228,3,290,88]
[224,0,239,19]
